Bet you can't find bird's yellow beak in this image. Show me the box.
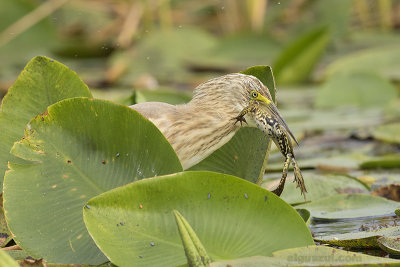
[254,94,271,105]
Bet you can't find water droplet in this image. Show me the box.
[150,242,155,246]
[116,152,120,157]
[85,205,91,209]
[208,193,211,199]
[244,193,248,199]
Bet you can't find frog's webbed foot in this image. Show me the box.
[234,115,247,126]
[233,105,254,126]
[292,157,307,199]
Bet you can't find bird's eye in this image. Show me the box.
[251,91,258,98]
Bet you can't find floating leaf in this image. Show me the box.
[296,194,400,220]
[211,245,400,266]
[0,196,12,247]
[264,174,369,205]
[378,236,400,255]
[361,155,400,169]
[315,226,400,248]
[325,45,400,80]
[372,123,400,145]
[316,72,397,108]
[0,56,92,190]
[3,98,182,264]
[0,249,19,267]
[296,209,311,225]
[190,66,275,184]
[83,171,313,267]
[273,27,330,84]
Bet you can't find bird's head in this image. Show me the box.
[191,73,273,110]
[190,73,297,144]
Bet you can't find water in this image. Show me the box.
[311,214,400,238]
[311,215,400,257]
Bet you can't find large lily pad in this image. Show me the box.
[0,56,92,190]
[372,123,400,145]
[83,171,313,267]
[211,245,400,266]
[361,155,400,169]
[315,71,397,108]
[0,249,19,267]
[324,45,400,80]
[264,174,369,205]
[3,98,182,264]
[296,194,400,220]
[190,66,276,184]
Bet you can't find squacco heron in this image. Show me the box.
[131,73,307,197]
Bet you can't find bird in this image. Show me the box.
[130,73,306,197]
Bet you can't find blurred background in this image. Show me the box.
[1,0,400,214]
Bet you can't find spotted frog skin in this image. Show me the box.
[234,102,307,198]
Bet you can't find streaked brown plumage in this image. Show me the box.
[130,73,306,197]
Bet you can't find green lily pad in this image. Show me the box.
[315,71,397,109]
[324,45,400,80]
[264,174,369,205]
[296,194,400,220]
[0,56,92,190]
[83,171,313,267]
[273,27,330,84]
[0,249,19,267]
[211,245,400,266]
[361,155,400,169]
[3,98,182,264]
[296,209,311,225]
[4,250,30,261]
[190,66,275,184]
[372,123,400,144]
[315,226,400,248]
[383,99,400,122]
[378,235,400,255]
[0,198,12,247]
